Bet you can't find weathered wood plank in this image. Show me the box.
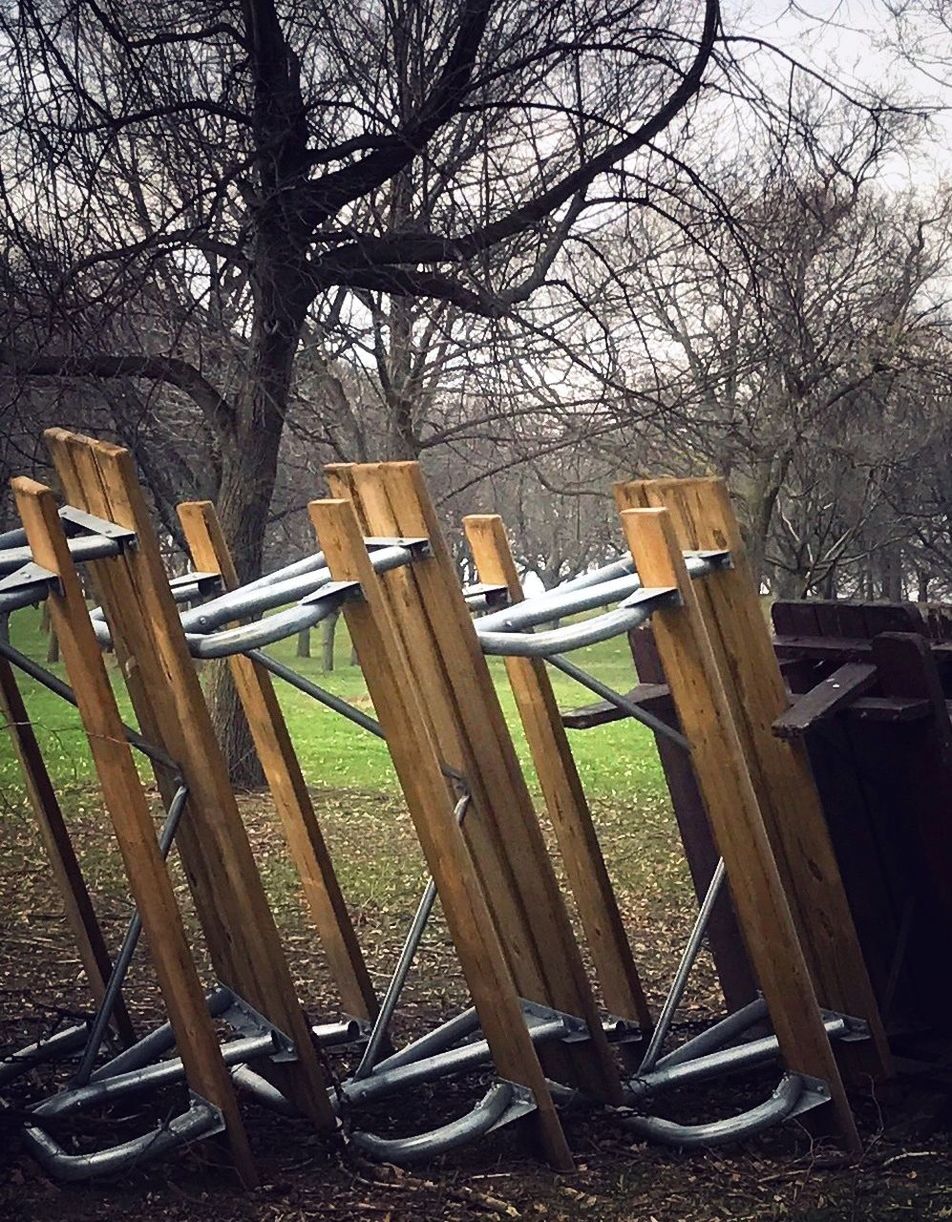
[463,512,652,1032]
[618,505,860,1152]
[773,664,878,738]
[327,462,620,1103]
[178,499,378,1023]
[616,477,890,1080]
[310,496,574,1170]
[0,655,136,1044]
[12,476,256,1184]
[44,429,335,1130]
[628,627,758,1014]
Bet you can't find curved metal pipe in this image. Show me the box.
[478,606,653,658]
[348,1081,514,1165]
[22,1094,224,1182]
[477,572,644,633]
[619,1073,805,1148]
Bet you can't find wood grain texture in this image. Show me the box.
[178,499,378,1023]
[13,476,256,1185]
[619,505,860,1153]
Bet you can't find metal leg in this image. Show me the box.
[352,793,471,1081]
[638,859,726,1074]
[71,783,190,1086]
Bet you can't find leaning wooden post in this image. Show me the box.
[615,476,890,1080]
[326,462,621,1105]
[463,513,652,1033]
[12,477,256,1185]
[0,656,136,1045]
[311,496,574,1171]
[178,499,378,1024]
[619,505,861,1154]
[43,429,336,1131]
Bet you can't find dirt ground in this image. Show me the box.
[2,791,952,1221]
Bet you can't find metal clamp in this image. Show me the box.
[58,505,137,546]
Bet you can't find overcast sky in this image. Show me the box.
[731,0,952,187]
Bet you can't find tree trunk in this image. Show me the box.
[321,610,338,673]
[296,626,311,658]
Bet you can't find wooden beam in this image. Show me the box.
[178,499,378,1023]
[0,655,136,1045]
[326,463,620,1104]
[615,476,890,1081]
[773,664,878,739]
[310,496,574,1170]
[627,627,758,1015]
[463,512,652,1033]
[44,429,336,1130]
[618,505,860,1153]
[12,476,256,1185]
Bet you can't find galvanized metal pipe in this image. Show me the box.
[639,859,727,1074]
[89,988,234,1083]
[341,1019,567,1107]
[620,1072,805,1148]
[72,784,190,1086]
[476,552,726,636]
[0,534,125,577]
[478,604,658,658]
[0,638,180,772]
[0,1023,90,1088]
[178,544,413,635]
[249,649,386,740]
[625,1016,847,1101]
[23,1094,224,1181]
[349,1081,514,1164]
[655,999,769,1070]
[35,1033,278,1120]
[352,794,471,1080]
[369,1007,481,1076]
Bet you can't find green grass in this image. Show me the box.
[0,606,666,802]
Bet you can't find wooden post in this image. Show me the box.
[619,505,860,1153]
[178,499,378,1023]
[626,627,758,1013]
[310,496,574,1170]
[325,462,621,1104]
[615,476,890,1080]
[0,656,136,1045]
[12,477,256,1185]
[43,429,336,1130]
[463,513,652,1032]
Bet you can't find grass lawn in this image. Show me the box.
[2,608,952,1220]
[0,607,668,801]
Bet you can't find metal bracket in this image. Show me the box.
[299,578,363,608]
[619,585,682,614]
[463,582,511,609]
[218,990,296,1062]
[0,561,61,598]
[486,1080,538,1133]
[821,1009,870,1042]
[602,1014,645,1045]
[59,505,137,547]
[169,570,224,597]
[687,548,733,570]
[785,1073,831,1119]
[520,999,590,1043]
[364,536,431,559]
